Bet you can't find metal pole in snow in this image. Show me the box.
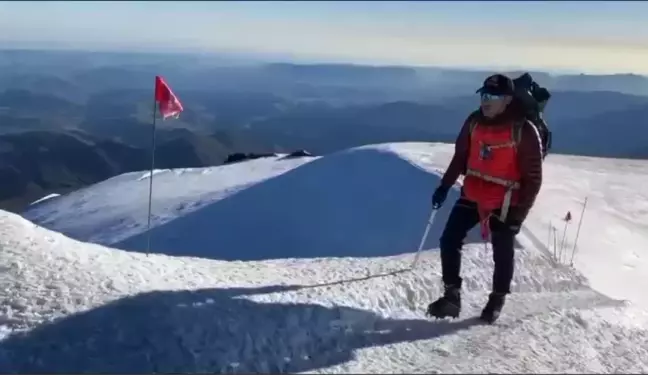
[570,197,589,266]
[145,99,158,255]
[559,219,570,263]
[553,226,558,264]
[548,220,555,261]
[411,208,438,270]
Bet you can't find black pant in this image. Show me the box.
[439,197,517,294]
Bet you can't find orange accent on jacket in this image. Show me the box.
[463,121,521,212]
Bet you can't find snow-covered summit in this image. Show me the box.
[5,141,648,372]
[23,142,648,308]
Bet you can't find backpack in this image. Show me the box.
[511,73,552,159]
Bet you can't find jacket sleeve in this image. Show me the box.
[440,112,475,188]
[514,120,544,222]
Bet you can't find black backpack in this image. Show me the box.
[512,73,552,159]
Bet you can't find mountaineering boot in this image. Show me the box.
[479,292,506,324]
[427,285,461,319]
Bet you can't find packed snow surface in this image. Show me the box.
[3,208,648,373]
[3,142,647,373]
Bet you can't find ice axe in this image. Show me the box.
[410,205,439,270]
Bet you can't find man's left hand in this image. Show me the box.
[490,207,526,235]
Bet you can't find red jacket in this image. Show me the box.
[441,110,543,223]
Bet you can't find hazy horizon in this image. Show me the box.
[1,1,648,75]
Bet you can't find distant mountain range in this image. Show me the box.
[0,129,238,212]
[1,48,648,212]
[3,83,647,157]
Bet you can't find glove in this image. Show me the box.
[490,207,526,235]
[431,185,449,209]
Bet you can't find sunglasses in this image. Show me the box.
[480,93,506,101]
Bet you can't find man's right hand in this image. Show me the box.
[431,185,449,209]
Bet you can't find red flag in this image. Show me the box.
[154,75,183,119]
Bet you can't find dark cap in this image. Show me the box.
[476,74,515,96]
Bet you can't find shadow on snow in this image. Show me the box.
[0,284,481,374]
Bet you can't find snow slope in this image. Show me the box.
[524,154,648,311]
[23,142,648,310]
[4,142,648,372]
[23,145,485,260]
[389,143,648,311]
[23,156,314,247]
[2,209,647,373]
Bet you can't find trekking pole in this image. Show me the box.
[411,207,439,270]
[569,197,588,267]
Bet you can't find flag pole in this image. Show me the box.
[145,93,158,255]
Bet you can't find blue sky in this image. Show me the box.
[1,1,647,74]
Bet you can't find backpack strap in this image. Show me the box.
[469,118,478,136]
[511,119,526,149]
